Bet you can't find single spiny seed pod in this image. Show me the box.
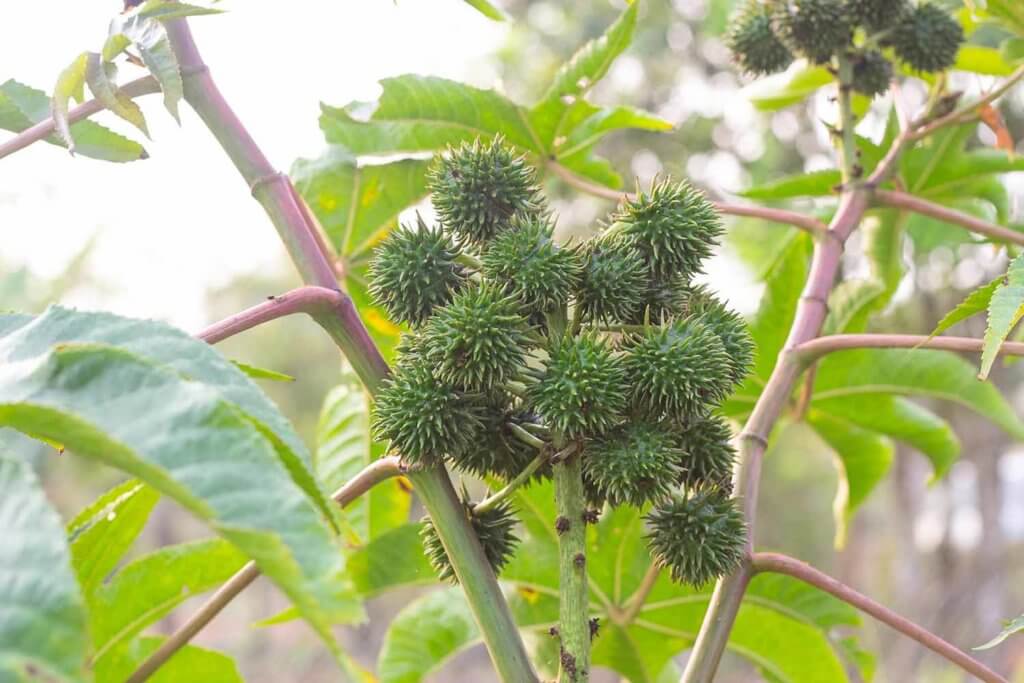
[422,498,520,583]
[726,0,795,76]
[851,50,893,97]
[373,361,485,465]
[624,319,733,422]
[428,136,543,247]
[614,178,723,280]
[422,284,531,391]
[773,0,853,65]
[683,285,755,388]
[646,486,746,587]
[890,3,963,73]
[482,214,582,313]
[529,333,628,438]
[677,414,737,491]
[368,216,466,326]
[575,239,648,324]
[584,422,683,507]
[845,0,910,33]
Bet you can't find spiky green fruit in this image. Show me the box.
[627,273,689,325]
[646,486,746,587]
[421,284,530,391]
[851,50,893,97]
[575,240,648,324]
[623,319,733,422]
[726,0,795,76]
[529,334,628,438]
[773,0,853,65]
[891,4,963,73]
[481,214,582,313]
[447,398,541,480]
[684,286,755,388]
[373,362,484,465]
[677,415,737,491]
[368,217,466,326]
[614,179,722,279]
[846,0,910,33]
[422,498,520,583]
[584,422,683,507]
[428,137,543,247]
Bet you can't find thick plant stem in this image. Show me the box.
[554,453,590,682]
[753,553,1008,683]
[163,18,537,683]
[680,67,872,680]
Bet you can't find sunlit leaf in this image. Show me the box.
[231,361,294,382]
[463,0,505,21]
[981,252,1024,379]
[52,52,90,151]
[742,63,832,111]
[95,637,241,683]
[84,53,149,137]
[740,170,839,200]
[930,277,1000,337]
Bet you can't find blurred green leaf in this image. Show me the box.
[52,52,90,150]
[742,64,831,111]
[347,523,435,596]
[955,45,1015,76]
[68,479,160,598]
[1002,37,1024,63]
[463,0,505,21]
[0,308,362,656]
[976,614,1024,651]
[930,277,1000,337]
[823,279,886,335]
[84,54,149,137]
[108,13,183,121]
[807,410,894,547]
[89,540,248,661]
[981,252,1024,379]
[813,348,1024,439]
[862,210,907,298]
[0,456,90,683]
[231,361,295,382]
[740,170,839,200]
[556,104,671,160]
[134,0,224,21]
[0,79,147,161]
[316,363,411,545]
[95,637,241,683]
[985,0,1024,37]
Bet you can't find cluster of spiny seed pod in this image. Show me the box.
[726,0,964,96]
[369,137,753,587]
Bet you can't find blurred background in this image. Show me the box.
[3,0,1024,681]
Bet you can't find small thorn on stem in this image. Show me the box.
[589,617,600,640]
[581,509,599,525]
[555,516,571,535]
[574,552,586,569]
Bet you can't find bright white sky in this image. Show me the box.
[2,2,506,330]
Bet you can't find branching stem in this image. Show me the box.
[507,422,548,450]
[874,189,1024,247]
[475,450,550,515]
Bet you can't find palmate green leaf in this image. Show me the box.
[529,2,639,149]
[319,77,540,155]
[981,252,1024,379]
[976,614,1024,651]
[0,309,363,658]
[740,170,839,200]
[374,481,865,682]
[806,410,894,547]
[94,637,241,683]
[68,479,160,599]
[742,64,832,111]
[315,363,411,545]
[813,348,1024,440]
[930,277,1001,337]
[0,456,90,683]
[89,539,247,663]
[0,79,146,162]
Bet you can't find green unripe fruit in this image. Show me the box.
[428,137,543,247]
[627,273,688,325]
[529,334,628,438]
[575,240,648,324]
[368,216,466,326]
[623,319,733,422]
[684,285,755,388]
[614,178,722,279]
[773,0,853,65]
[851,50,894,97]
[677,414,737,491]
[845,0,910,33]
[891,4,963,73]
[646,486,746,587]
[373,361,484,465]
[726,0,795,76]
[448,399,541,480]
[584,422,683,507]
[482,214,582,313]
[421,284,530,391]
[422,498,520,583]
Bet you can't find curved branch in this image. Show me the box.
[910,63,1024,143]
[874,190,1024,247]
[545,160,828,234]
[124,456,404,683]
[0,76,160,161]
[753,553,1008,683]
[197,285,352,343]
[792,334,1024,366]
